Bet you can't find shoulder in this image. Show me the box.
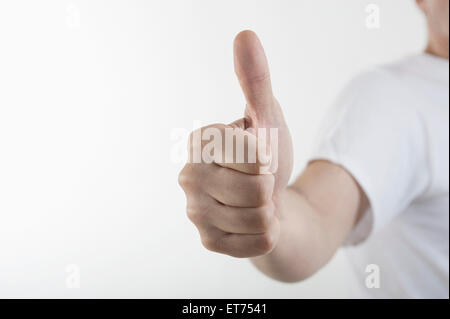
[322,59,427,145]
[342,62,407,104]
[335,59,420,119]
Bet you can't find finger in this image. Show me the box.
[202,218,280,258]
[188,124,271,175]
[234,30,274,122]
[183,162,274,207]
[211,201,276,234]
[189,195,276,234]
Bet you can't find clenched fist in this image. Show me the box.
[178,31,293,258]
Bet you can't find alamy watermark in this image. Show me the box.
[66,3,81,30]
[365,264,380,289]
[365,4,381,29]
[171,121,279,174]
[66,264,81,289]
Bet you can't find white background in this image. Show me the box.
[0,0,426,298]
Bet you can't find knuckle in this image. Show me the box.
[178,165,192,189]
[186,207,202,224]
[178,164,200,190]
[254,202,275,231]
[186,203,210,225]
[251,175,274,206]
[201,236,221,252]
[256,232,276,254]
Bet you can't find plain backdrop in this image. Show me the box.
[0,0,426,298]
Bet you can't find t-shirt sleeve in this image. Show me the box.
[309,70,430,245]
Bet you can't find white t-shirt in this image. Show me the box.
[311,53,449,298]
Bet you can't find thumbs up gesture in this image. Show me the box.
[179,31,293,258]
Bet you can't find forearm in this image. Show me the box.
[251,187,339,282]
[251,160,365,282]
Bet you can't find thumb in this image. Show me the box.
[234,30,275,127]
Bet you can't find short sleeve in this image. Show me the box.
[309,69,430,245]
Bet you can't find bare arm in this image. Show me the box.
[251,160,368,282]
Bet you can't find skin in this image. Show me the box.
[179,3,449,283]
[417,0,449,59]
